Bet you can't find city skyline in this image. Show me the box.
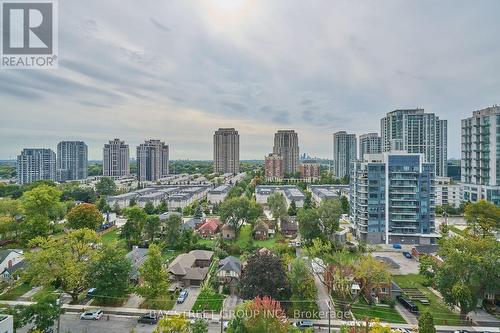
[1,1,500,160]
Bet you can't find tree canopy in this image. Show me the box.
[66,203,103,230]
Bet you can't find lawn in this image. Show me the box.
[0,282,32,301]
[140,291,178,310]
[32,285,57,302]
[393,274,466,325]
[99,228,126,248]
[234,224,278,250]
[351,297,406,323]
[192,288,225,312]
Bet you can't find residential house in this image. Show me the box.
[221,224,235,240]
[197,218,221,238]
[182,218,204,231]
[253,220,269,240]
[280,218,298,238]
[0,250,24,277]
[217,256,241,293]
[167,250,214,287]
[0,261,26,282]
[125,246,148,284]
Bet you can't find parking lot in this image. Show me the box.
[371,251,419,275]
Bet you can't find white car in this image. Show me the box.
[80,309,103,320]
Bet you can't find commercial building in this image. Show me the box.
[264,153,284,181]
[435,177,462,208]
[350,152,437,245]
[214,128,240,174]
[461,105,500,205]
[381,109,448,177]
[273,130,300,174]
[136,140,169,182]
[56,141,88,181]
[255,185,305,208]
[359,133,381,160]
[103,138,130,177]
[300,162,321,182]
[16,148,56,185]
[333,131,357,179]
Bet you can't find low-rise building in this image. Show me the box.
[309,185,350,205]
[221,224,236,240]
[256,185,305,208]
[0,315,13,333]
[125,246,148,284]
[197,218,221,238]
[207,185,230,204]
[217,256,242,290]
[0,250,24,277]
[167,250,214,287]
[435,177,462,208]
[280,217,298,238]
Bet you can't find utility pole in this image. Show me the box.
[327,299,331,333]
[220,300,224,333]
[56,292,62,333]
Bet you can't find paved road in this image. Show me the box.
[312,272,331,319]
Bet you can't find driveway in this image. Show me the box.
[312,273,331,320]
[371,251,419,275]
[171,286,201,312]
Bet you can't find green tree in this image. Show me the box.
[24,293,62,332]
[267,192,288,222]
[220,197,262,231]
[339,196,349,214]
[137,244,169,307]
[20,184,62,241]
[163,214,182,248]
[288,200,297,216]
[145,214,161,242]
[24,229,99,303]
[190,318,209,333]
[239,252,290,301]
[88,245,131,305]
[157,200,168,214]
[122,207,147,245]
[95,177,117,196]
[288,258,317,313]
[303,192,313,209]
[154,314,189,333]
[464,200,500,237]
[144,202,156,215]
[297,208,321,241]
[418,311,436,333]
[317,199,342,238]
[66,203,103,230]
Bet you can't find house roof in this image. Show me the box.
[182,218,203,230]
[168,250,214,276]
[183,267,209,281]
[280,219,298,232]
[221,224,234,232]
[125,247,148,279]
[2,260,27,275]
[198,219,221,232]
[0,249,23,264]
[254,220,269,231]
[217,256,241,275]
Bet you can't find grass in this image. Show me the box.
[449,226,466,237]
[192,288,225,312]
[234,224,278,250]
[0,282,32,300]
[140,291,178,310]
[32,285,57,302]
[350,296,406,323]
[393,274,466,325]
[99,228,126,248]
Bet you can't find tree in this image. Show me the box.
[137,243,169,307]
[154,314,189,333]
[20,185,61,241]
[288,258,317,313]
[339,196,349,214]
[157,200,168,214]
[228,297,289,333]
[24,229,99,303]
[122,206,147,245]
[193,204,203,219]
[355,255,391,301]
[267,192,287,222]
[434,234,499,317]
[60,184,97,203]
[220,197,263,231]
[288,200,297,216]
[66,203,103,230]
[95,177,117,196]
[239,251,290,301]
[297,208,321,241]
[23,293,62,332]
[418,311,436,333]
[144,202,156,215]
[88,245,132,305]
[190,318,209,333]
[163,214,182,248]
[464,200,500,237]
[317,199,342,238]
[145,215,161,242]
[303,192,313,209]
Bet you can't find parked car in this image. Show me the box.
[86,288,96,298]
[402,252,412,259]
[80,309,103,320]
[392,243,402,249]
[295,320,314,330]
[396,296,419,314]
[177,290,189,304]
[138,314,158,324]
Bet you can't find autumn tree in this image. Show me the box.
[137,243,169,307]
[24,228,99,303]
[227,297,289,333]
[66,203,103,230]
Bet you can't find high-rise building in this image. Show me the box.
[350,152,436,245]
[300,162,321,182]
[447,160,461,181]
[17,148,56,185]
[359,133,381,160]
[103,139,130,177]
[461,105,500,205]
[435,177,462,208]
[136,140,169,182]
[213,128,240,174]
[56,141,88,182]
[381,109,448,177]
[264,153,284,181]
[273,130,299,175]
[332,131,357,179]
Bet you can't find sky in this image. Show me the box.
[1,0,499,160]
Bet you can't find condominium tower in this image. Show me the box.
[332,131,357,179]
[461,105,500,205]
[273,130,300,174]
[381,109,447,177]
[350,152,436,245]
[264,153,284,181]
[213,128,240,174]
[359,133,381,160]
[56,141,88,182]
[16,148,56,185]
[103,139,130,177]
[136,140,169,182]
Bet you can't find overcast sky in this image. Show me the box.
[1,0,499,160]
